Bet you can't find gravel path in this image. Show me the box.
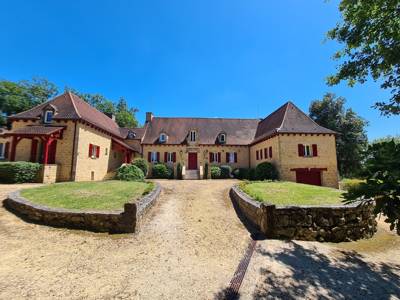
[0,180,250,299]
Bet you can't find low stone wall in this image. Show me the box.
[230,185,377,242]
[4,183,161,233]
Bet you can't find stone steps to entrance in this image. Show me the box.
[184,170,200,180]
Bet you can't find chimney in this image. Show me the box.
[146,112,154,123]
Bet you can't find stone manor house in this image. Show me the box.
[0,92,339,187]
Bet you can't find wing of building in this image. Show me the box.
[0,92,338,187]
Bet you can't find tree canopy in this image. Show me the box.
[327,0,400,115]
[309,93,368,177]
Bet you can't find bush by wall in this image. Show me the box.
[255,162,278,180]
[116,164,145,181]
[152,163,170,179]
[0,162,41,183]
[132,158,148,176]
[211,166,221,179]
[220,165,232,179]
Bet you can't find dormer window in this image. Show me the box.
[218,133,226,144]
[189,130,196,142]
[159,133,167,143]
[127,131,136,139]
[44,110,53,123]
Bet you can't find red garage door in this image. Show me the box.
[295,169,322,186]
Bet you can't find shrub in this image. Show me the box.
[204,163,209,179]
[340,178,365,191]
[0,162,41,183]
[220,165,232,179]
[232,168,249,180]
[248,168,257,180]
[132,158,148,176]
[116,164,144,181]
[177,163,183,180]
[255,162,278,180]
[210,166,221,179]
[166,164,174,179]
[152,163,170,179]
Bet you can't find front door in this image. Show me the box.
[188,152,198,170]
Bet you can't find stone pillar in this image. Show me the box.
[41,164,58,184]
[260,203,276,238]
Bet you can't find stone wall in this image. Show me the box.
[230,185,377,242]
[40,164,58,184]
[4,183,161,233]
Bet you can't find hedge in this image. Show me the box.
[116,164,145,181]
[152,163,171,179]
[255,162,279,180]
[0,162,41,183]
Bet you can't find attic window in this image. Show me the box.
[44,110,53,123]
[219,133,226,143]
[159,133,167,143]
[127,131,136,139]
[189,130,196,142]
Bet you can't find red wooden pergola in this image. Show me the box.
[111,138,135,163]
[3,126,65,165]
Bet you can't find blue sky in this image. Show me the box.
[1,0,398,139]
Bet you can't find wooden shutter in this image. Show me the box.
[148,152,152,162]
[30,139,38,162]
[164,152,168,162]
[89,144,93,157]
[218,152,221,163]
[172,152,176,162]
[269,146,272,158]
[264,148,267,158]
[96,146,100,158]
[312,144,318,156]
[157,152,160,162]
[226,152,229,163]
[260,149,263,159]
[209,152,213,162]
[234,152,237,163]
[4,142,9,159]
[298,144,304,156]
[256,150,259,160]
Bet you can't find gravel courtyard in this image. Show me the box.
[1,180,400,299]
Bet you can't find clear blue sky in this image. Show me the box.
[1,0,398,140]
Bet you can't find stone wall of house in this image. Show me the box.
[249,135,280,169]
[5,183,161,233]
[230,185,377,242]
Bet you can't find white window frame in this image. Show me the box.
[44,110,53,123]
[166,152,173,163]
[0,143,4,159]
[159,133,167,143]
[189,130,196,142]
[219,133,226,143]
[151,151,158,162]
[212,152,219,163]
[228,152,235,163]
[304,144,312,157]
[91,145,99,159]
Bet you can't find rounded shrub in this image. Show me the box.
[220,165,232,179]
[232,168,249,180]
[0,162,41,183]
[116,164,144,181]
[211,165,221,179]
[248,168,257,180]
[132,158,148,176]
[255,162,278,180]
[152,163,170,179]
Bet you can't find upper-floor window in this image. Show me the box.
[159,133,167,143]
[219,133,226,144]
[44,110,53,123]
[127,131,136,139]
[89,143,100,159]
[298,144,318,157]
[304,145,312,157]
[189,130,196,142]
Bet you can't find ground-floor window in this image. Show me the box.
[165,152,176,163]
[150,151,159,163]
[209,152,221,163]
[226,152,237,163]
[0,143,5,159]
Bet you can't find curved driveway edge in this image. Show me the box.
[4,182,161,233]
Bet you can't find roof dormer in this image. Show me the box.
[218,132,226,144]
[159,132,168,143]
[42,104,57,124]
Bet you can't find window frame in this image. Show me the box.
[304,144,312,157]
[159,133,167,143]
[151,151,158,162]
[166,152,173,163]
[189,130,196,142]
[90,144,100,159]
[228,152,235,163]
[44,110,53,123]
[219,133,226,143]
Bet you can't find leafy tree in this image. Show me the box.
[115,98,139,128]
[327,0,400,115]
[345,140,400,234]
[309,93,368,177]
[0,78,58,125]
[372,135,400,144]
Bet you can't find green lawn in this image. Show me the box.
[239,181,345,206]
[21,180,154,211]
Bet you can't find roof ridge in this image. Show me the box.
[153,116,260,121]
[66,92,82,118]
[287,101,335,131]
[277,101,291,131]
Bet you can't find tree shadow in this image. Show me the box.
[253,241,400,299]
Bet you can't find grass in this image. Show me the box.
[21,180,154,211]
[239,181,345,206]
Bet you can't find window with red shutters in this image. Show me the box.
[312,144,318,156]
[269,146,272,158]
[148,152,152,162]
[256,150,259,160]
[234,152,238,163]
[298,144,305,156]
[218,152,221,163]
[264,148,268,159]
[172,152,176,162]
[164,152,168,162]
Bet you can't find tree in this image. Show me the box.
[372,135,400,144]
[309,93,368,177]
[345,140,400,234]
[0,78,58,125]
[327,0,400,115]
[115,98,139,128]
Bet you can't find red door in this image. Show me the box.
[188,153,198,170]
[47,140,57,164]
[295,169,322,186]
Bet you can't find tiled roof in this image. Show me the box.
[142,117,260,145]
[119,127,146,140]
[112,138,138,152]
[3,126,65,136]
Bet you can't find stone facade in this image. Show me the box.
[230,185,377,242]
[4,183,161,233]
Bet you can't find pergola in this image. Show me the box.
[111,138,136,163]
[3,126,65,164]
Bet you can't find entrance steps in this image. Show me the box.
[184,170,200,180]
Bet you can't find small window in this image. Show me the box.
[219,133,226,143]
[44,111,53,123]
[189,130,196,142]
[105,148,108,156]
[0,143,4,159]
[151,151,158,162]
[304,145,312,157]
[127,131,136,139]
[228,152,235,163]
[212,152,219,163]
[167,152,173,162]
[89,144,100,159]
[159,133,167,143]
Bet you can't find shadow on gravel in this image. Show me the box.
[253,241,400,299]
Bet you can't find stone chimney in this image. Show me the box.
[146,112,154,123]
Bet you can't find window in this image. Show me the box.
[159,133,167,143]
[151,151,158,162]
[260,149,263,159]
[226,152,237,163]
[304,145,312,157]
[0,143,4,159]
[44,110,53,123]
[189,130,196,142]
[127,131,136,139]
[88,144,100,159]
[209,152,220,163]
[298,144,314,157]
[165,152,176,163]
[219,133,226,143]
[105,148,108,156]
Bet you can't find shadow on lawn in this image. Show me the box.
[252,241,400,299]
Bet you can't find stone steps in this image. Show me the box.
[184,170,200,180]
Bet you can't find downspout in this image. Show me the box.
[70,121,78,181]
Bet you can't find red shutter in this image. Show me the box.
[164,152,168,162]
[269,146,272,158]
[234,152,238,163]
[260,149,263,159]
[89,144,93,157]
[312,144,318,156]
[256,150,259,160]
[172,152,176,162]
[298,144,304,156]
[264,148,267,159]
[157,152,160,162]
[209,152,213,163]
[30,139,38,162]
[4,142,10,159]
[218,152,221,163]
[96,146,100,158]
[226,152,229,163]
[148,152,151,162]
